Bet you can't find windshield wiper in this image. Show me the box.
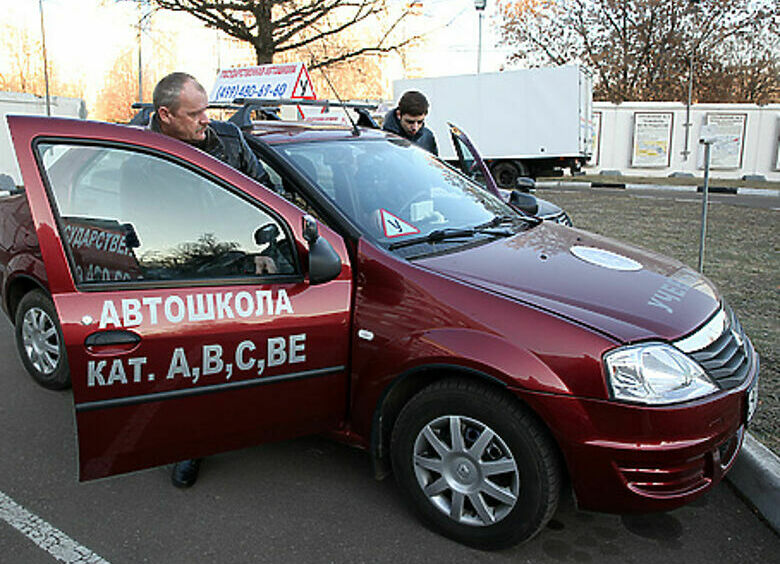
[490,209,543,227]
[474,215,516,229]
[387,220,517,251]
[388,228,478,250]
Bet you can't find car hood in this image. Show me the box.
[535,197,562,217]
[416,222,720,343]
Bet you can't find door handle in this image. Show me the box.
[85,330,141,348]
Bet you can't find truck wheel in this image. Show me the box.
[14,290,71,390]
[490,161,531,189]
[490,161,519,189]
[391,379,560,550]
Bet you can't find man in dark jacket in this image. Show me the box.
[382,91,438,156]
[150,72,268,184]
[149,72,267,489]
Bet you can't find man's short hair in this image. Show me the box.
[398,91,429,116]
[153,72,205,112]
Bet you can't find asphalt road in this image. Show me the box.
[0,316,777,563]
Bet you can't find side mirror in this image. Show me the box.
[302,214,319,244]
[121,223,141,249]
[514,176,535,193]
[302,215,341,285]
[509,190,539,216]
[254,223,280,245]
[0,173,16,192]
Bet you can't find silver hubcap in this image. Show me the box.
[412,415,519,527]
[21,307,60,375]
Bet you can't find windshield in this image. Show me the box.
[278,138,527,257]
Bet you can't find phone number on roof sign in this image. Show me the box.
[213,82,288,102]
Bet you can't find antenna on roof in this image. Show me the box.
[303,48,361,136]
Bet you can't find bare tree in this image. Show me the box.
[0,22,84,99]
[154,0,421,69]
[93,49,158,122]
[497,0,779,103]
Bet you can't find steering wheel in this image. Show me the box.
[396,190,433,219]
[195,250,248,275]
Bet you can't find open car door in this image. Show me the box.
[8,115,352,481]
[448,122,503,198]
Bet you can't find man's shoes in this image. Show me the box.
[171,459,201,488]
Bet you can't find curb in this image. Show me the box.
[726,432,780,534]
[536,181,779,198]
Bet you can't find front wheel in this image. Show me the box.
[391,379,560,549]
[14,290,71,390]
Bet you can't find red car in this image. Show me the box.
[2,114,759,549]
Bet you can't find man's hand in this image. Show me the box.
[254,256,278,275]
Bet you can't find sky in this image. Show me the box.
[403,0,516,75]
[3,0,518,109]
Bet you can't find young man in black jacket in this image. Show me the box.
[382,90,438,156]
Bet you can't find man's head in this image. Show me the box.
[153,72,209,143]
[395,90,429,138]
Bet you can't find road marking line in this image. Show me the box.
[0,491,109,563]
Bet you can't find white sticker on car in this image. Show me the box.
[98,289,294,329]
[380,209,420,238]
[87,334,306,387]
[647,279,690,314]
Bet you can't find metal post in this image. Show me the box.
[477,10,483,74]
[38,0,51,116]
[138,15,143,102]
[682,51,694,161]
[682,0,700,161]
[698,141,711,272]
[474,0,486,74]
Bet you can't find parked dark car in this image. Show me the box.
[447,123,572,226]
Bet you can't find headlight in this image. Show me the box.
[604,343,718,405]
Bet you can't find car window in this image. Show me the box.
[277,138,519,251]
[451,134,486,185]
[38,143,297,284]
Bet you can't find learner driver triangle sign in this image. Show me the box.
[380,209,419,238]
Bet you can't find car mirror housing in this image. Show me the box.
[302,214,319,244]
[121,223,141,249]
[0,173,15,192]
[302,215,341,284]
[515,176,535,193]
[509,190,539,216]
[254,223,280,245]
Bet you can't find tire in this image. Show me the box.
[490,161,520,189]
[391,379,560,550]
[14,290,71,390]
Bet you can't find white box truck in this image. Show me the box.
[1,92,87,186]
[393,66,593,185]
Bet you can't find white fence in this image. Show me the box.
[587,101,780,181]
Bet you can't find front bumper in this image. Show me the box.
[514,358,758,514]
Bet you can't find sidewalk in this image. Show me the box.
[537,180,780,198]
[727,433,780,534]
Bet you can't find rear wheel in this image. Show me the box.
[14,290,71,390]
[391,379,560,549]
[490,160,532,188]
[490,161,519,189]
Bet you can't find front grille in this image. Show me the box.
[546,211,572,226]
[676,306,753,390]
